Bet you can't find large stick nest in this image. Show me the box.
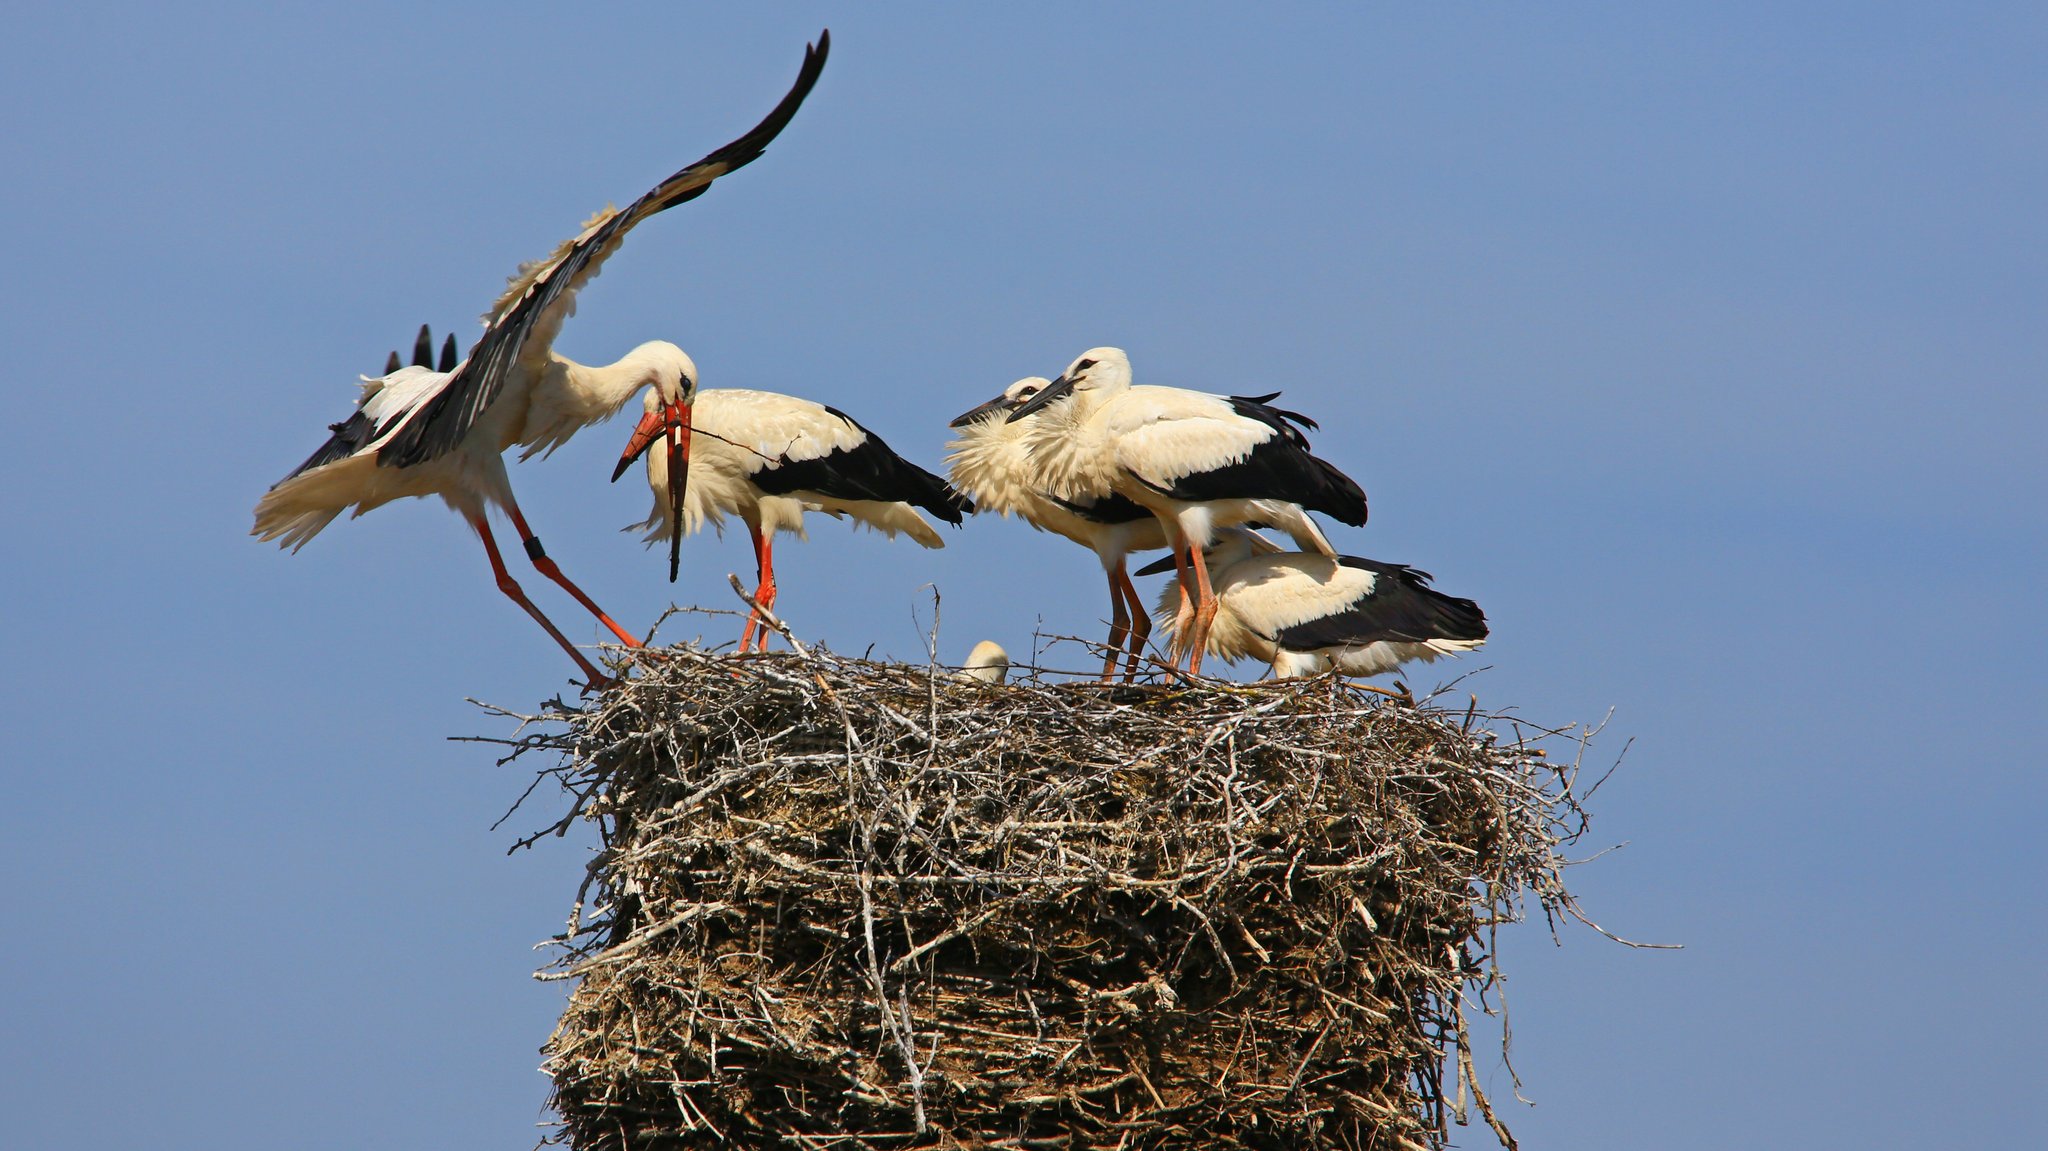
[491,641,1598,1151]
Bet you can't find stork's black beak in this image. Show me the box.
[1005,373,1076,423]
[1133,553,1180,578]
[949,392,1016,428]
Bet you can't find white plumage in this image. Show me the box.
[947,378,1168,680]
[250,34,829,687]
[1008,347,1368,674]
[956,640,1012,685]
[1144,530,1488,679]
[619,386,967,651]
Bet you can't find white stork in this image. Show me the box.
[1138,529,1487,679]
[251,32,830,688]
[1007,347,1368,675]
[614,385,969,651]
[947,378,1168,681]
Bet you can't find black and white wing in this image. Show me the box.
[740,399,972,525]
[376,30,830,469]
[1272,559,1488,652]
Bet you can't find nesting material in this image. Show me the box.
[504,643,1593,1151]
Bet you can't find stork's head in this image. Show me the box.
[949,377,1053,428]
[1005,346,1131,423]
[958,639,1011,685]
[611,363,697,583]
[628,340,699,406]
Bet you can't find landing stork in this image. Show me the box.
[615,385,969,651]
[1139,529,1487,679]
[1008,347,1368,674]
[251,33,830,687]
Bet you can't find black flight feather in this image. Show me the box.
[374,31,831,470]
[1272,559,1488,652]
[1135,397,1367,526]
[748,407,972,524]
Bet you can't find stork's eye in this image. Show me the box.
[1075,358,1097,371]
[1019,386,1040,397]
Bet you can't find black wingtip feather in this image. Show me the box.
[383,350,401,375]
[373,34,831,472]
[438,333,458,372]
[661,30,830,211]
[411,324,434,369]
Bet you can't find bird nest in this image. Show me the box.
[485,637,1604,1151]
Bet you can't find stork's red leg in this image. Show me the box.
[1099,567,1131,683]
[1114,561,1153,682]
[501,503,643,648]
[1169,542,1197,668]
[739,529,774,652]
[751,533,779,653]
[1186,542,1219,677]
[471,514,610,689]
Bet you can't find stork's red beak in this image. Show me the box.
[611,399,692,582]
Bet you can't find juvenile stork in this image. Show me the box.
[1008,347,1368,674]
[956,640,1012,685]
[947,378,1167,680]
[950,376,1342,681]
[251,33,830,687]
[615,385,969,651]
[1139,529,1488,679]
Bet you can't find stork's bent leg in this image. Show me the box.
[1115,562,1153,682]
[1169,544,1198,668]
[472,515,610,688]
[1186,543,1219,677]
[502,503,643,648]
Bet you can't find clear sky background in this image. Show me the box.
[3,4,2043,1148]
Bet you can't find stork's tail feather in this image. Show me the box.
[252,469,352,551]
[1307,453,1369,527]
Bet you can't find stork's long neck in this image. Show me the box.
[513,343,686,460]
[945,418,1036,517]
[1019,388,1119,503]
[560,350,663,422]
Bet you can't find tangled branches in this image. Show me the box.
[487,642,1600,1150]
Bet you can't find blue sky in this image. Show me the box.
[2,4,2042,1147]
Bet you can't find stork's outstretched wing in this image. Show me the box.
[376,30,830,469]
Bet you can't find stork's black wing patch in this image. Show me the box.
[1138,412,1367,526]
[752,408,972,523]
[1274,559,1488,651]
[1228,393,1319,438]
[1050,490,1156,525]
